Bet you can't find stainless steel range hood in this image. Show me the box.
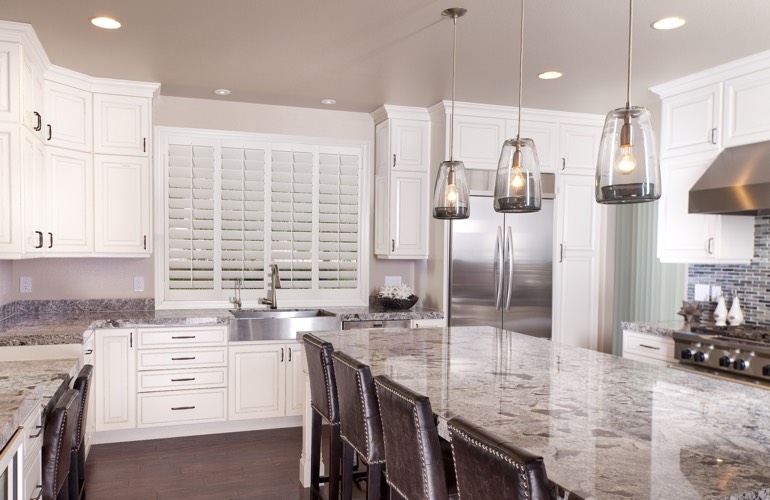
[689,141,770,215]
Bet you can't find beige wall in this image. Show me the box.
[0,260,12,306]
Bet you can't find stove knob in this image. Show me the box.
[681,349,693,360]
[718,356,732,368]
[733,359,747,371]
[763,365,770,377]
[693,351,706,363]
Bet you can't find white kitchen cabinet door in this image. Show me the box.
[660,83,722,158]
[452,114,506,171]
[389,171,428,258]
[0,42,20,123]
[95,329,136,431]
[657,153,754,264]
[558,123,601,174]
[553,174,599,350]
[286,344,305,417]
[94,94,150,156]
[45,147,93,253]
[94,155,150,254]
[21,56,44,137]
[44,80,92,152]
[21,130,45,254]
[723,67,770,147]
[0,124,20,254]
[388,119,429,172]
[509,119,558,173]
[228,344,285,420]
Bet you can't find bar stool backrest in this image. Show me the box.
[331,351,385,464]
[302,333,339,423]
[448,416,550,500]
[72,364,93,452]
[374,375,448,500]
[41,388,79,500]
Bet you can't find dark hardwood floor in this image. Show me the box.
[85,427,324,499]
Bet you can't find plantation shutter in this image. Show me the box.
[166,138,216,291]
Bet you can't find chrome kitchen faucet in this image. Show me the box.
[230,278,242,310]
[260,264,281,309]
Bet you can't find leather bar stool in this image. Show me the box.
[303,333,342,500]
[447,416,550,500]
[373,375,457,500]
[331,351,387,500]
[69,364,93,500]
[41,388,80,500]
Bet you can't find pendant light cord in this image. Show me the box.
[516,0,524,139]
[450,13,458,161]
[626,0,633,109]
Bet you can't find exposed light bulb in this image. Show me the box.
[511,168,525,189]
[615,146,636,175]
[446,183,458,204]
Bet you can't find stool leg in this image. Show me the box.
[341,441,354,500]
[310,411,322,497]
[367,463,383,500]
[329,424,342,500]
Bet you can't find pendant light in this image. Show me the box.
[493,0,541,213]
[595,0,661,204]
[432,8,470,220]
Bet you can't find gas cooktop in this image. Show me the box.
[684,324,770,345]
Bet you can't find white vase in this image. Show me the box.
[713,295,728,326]
[728,295,744,326]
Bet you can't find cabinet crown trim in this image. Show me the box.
[370,105,431,124]
[651,48,770,99]
[427,100,604,125]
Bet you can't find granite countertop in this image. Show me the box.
[621,320,689,338]
[0,303,443,347]
[303,326,770,500]
[0,358,78,449]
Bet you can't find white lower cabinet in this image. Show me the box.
[410,318,446,328]
[138,389,227,427]
[21,401,43,500]
[622,330,676,367]
[95,328,136,431]
[228,342,304,420]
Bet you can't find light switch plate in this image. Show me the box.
[19,277,32,294]
[694,284,709,301]
[384,276,402,287]
[133,276,145,292]
[711,285,722,300]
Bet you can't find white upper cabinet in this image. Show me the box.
[659,83,722,158]
[44,147,94,253]
[723,67,770,147]
[452,114,506,171]
[657,153,754,264]
[509,120,558,173]
[0,42,20,123]
[44,80,92,152]
[558,123,601,174]
[0,124,20,253]
[372,107,430,259]
[94,155,150,254]
[94,94,150,156]
[21,56,44,137]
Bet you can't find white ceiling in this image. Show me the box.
[4,0,770,115]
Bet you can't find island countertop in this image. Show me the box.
[302,326,770,500]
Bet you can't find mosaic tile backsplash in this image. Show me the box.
[688,215,770,326]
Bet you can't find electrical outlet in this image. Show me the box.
[384,276,402,287]
[711,285,722,300]
[19,277,32,294]
[133,276,145,292]
[693,284,709,301]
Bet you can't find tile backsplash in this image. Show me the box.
[688,215,770,326]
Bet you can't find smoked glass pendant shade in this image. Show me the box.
[493,137,541,213]
[595,106,661,204]
[433,160,470,219]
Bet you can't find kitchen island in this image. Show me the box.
[302,326,770,499]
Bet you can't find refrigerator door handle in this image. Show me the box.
[495,226,504,311]
[505,226,514,310]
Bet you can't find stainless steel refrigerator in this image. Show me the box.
[450,184,553,339]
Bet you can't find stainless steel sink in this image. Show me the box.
[229,309,341,341]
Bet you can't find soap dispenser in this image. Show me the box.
[728,291,744,326]
[713,295,728,326]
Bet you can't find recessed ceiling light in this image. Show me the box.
[538,71,563,80]
[213,89,231,96]
[652,17,686,30]
[90,16,121,30]
[320,99,337,105]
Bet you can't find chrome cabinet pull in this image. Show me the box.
[46,124,52,141]
[711,128,717,145]
[171,336,196,339]
[559,243,564,263]
[505,226,514,310]
[171,406,195,411]
[171,377,196,382]
[35,231,43,248]
[48,232,53,248]
[495,226,504,311]
[171,356,196,361]
[33,111,42,131]
[29,425,43,438]
[707,237,715,255]
[392,154,396,167]
[561,158,566,170]
[640,344,661,350]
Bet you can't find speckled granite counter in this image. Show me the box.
[325,305,443,322]
[303,326,770,500]
[0,359,78,449]
[621,320,690,338]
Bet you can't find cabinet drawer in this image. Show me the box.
[137,389,226,427]
[21,404,43,466]
[137,347,227,370]
[23,447,42,500]
[623,331,675,362]
[138,367,227,392]
[137,327,227,348]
